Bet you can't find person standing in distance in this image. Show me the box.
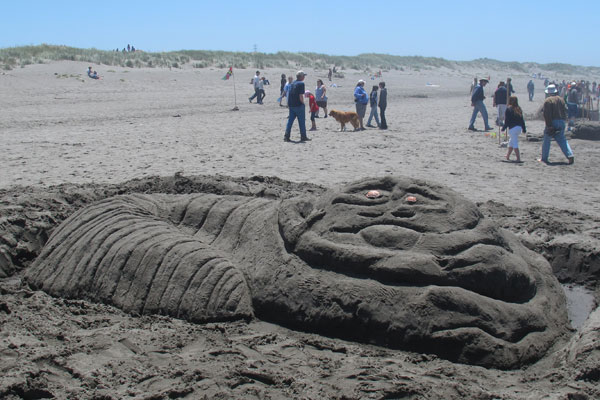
[527,79,535,101]
[354,80,369,131]
[493,81,508,127]
[284,71,310,142]
[468,78,492,131]
[378,81,388,130]
[539,84,574,164]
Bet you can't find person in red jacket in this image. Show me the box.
[305,90,319,131]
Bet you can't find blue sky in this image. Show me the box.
[1,0,598,66]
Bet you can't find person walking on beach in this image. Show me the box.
[258,77,266,104]
[315,79,328,118]
[366,85,380,128]
[284,71,310,142]
[328,68,333,81]
[539,84,574,164]
[501,96,526,162]
[493,81,508,127]
[248,71,261,103]
[354,80,369,131]
[279,74,287,106]
[379,81,388,130]
[468,78,492,131]
[527,79,535,101]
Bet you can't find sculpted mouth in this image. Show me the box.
[330,218,428,234]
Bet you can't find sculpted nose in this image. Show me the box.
[390,208,416,218]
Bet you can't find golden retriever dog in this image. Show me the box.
[328,109,360,131]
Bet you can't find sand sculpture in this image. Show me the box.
[26,176,568,368]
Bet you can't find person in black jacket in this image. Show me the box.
[378,81,388,130]
[501,96,526,162]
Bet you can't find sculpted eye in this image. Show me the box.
[406,185,442,201]
[332,191,390,206]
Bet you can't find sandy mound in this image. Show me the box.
[572,121,600,140]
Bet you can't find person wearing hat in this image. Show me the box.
[468,78,492,131]
[284,71,310,142]
[540,84,574,164]
[354,79,369,131]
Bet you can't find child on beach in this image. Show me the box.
[501,96,526,162]
[305,90,319,131]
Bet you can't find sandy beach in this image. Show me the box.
[1,61,599,399]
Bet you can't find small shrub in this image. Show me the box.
[172,62,179,68]
[125,60,134,68]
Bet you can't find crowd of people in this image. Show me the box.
[115,44,137,53]
[248,69,388,142]
[243,67,590,165]
[468,75,584,165]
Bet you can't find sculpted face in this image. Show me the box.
[280,176,536,303]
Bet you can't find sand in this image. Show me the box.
[1,61,599,399]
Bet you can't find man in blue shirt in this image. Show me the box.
[468,78,492,131]
[284,71,310,142]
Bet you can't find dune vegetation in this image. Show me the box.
[1,44,599,77]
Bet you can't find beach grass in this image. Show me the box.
[1,44,598,77]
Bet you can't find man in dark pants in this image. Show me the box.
[468,78,492,131]
[378,81,388,130]
[284,71,310,142]
[248,71,261,103]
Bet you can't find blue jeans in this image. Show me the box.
[567,102,578,119]
[541,119,573,162]
[469,100,490,129]
[249,88,260,102]
[367,106,380,126]
[285,105,307,139]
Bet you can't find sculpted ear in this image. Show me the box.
[278,197,320,249]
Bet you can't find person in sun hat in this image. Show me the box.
[539,84,574,165]
[468,78,492,131]
[284,71,310,142]
[354,79,369,130]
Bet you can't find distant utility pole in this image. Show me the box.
[253,44,259,68]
